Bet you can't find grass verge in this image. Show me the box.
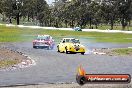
[0,25,132,43]
[112,48,132,55]
[0,59,19,68]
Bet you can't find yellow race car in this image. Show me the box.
[57,38,85,55]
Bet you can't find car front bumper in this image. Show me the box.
[67,47,85,53]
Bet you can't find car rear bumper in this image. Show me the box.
[33,45,49,47]
[33,45,50,48]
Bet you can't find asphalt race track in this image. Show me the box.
[0,42,132,87]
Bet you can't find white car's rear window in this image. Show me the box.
[37,36,50,41]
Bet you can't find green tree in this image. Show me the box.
[117,0,132,30]
[99,0,118,30]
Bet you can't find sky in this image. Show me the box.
[45,0,54,4]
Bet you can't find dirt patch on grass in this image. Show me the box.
[0,47,29,69]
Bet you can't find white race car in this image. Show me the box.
[33,35,55,49]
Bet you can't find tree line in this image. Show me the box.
[0,0,131,30]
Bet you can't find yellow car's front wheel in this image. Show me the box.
[57,46,60,52]
[65,47,69,54]
[81,52,85,55]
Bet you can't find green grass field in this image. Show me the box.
[0,25,132,43]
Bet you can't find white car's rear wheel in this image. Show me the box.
[33,46,35,48]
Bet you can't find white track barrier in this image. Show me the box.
[1,23,132,34]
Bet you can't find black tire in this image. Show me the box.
[57,46,60,52]
[33,46,36,49]
[81,52,85,55]
[65,47,68,54]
